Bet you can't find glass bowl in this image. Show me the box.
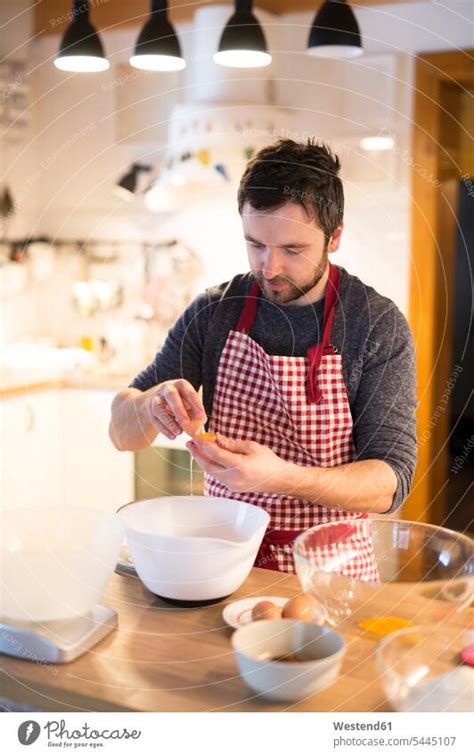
[375,624,473,711]
[293,519,473,630]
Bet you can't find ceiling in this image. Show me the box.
[36,1,432,35]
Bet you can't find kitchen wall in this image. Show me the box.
[1,1,473,350]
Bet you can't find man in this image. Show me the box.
[110,139,417,576]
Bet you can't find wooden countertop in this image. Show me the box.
[0,567,430,713]
[1,372,131,398]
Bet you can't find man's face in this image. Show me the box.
[242,201,342,305]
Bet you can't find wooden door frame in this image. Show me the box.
[404,49,474,524]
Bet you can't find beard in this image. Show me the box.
[255,249,329,305]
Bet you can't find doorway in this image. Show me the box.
[443,178,474,533]
[404,51,474,531]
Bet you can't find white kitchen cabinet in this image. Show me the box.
[59,389,134,513]
[0,391,62,511]
[1,388,134,514]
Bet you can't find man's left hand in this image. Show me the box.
[186,433,289,494]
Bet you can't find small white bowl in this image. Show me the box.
[232,619,345,702]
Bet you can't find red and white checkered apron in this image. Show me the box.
[205,264,379,580]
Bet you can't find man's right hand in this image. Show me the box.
[146,379,207,440]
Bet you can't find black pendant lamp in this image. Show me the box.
[214,0,271,69]
[54,0,109,72]
[307,0,363,59]
[130,0,185,71]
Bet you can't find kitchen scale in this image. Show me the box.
[0,605,118,664]
[115,541,137,577]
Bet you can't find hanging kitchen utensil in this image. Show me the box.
[0,186,15,219]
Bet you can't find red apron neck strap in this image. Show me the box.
[321,263,340,348]
[307,264,341,403]
[236,280,261,334]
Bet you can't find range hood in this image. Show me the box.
[145,101,295,212]
[145,5,294,212]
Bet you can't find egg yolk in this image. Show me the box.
[358,616,414,636]
[196,431,217,442]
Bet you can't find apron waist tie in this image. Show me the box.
[254,514,370,573]
[255,528,301,572]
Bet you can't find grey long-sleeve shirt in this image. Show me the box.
[129,266,418,512]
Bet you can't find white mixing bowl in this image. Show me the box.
[118,496,270,604]
[1,507,124,623]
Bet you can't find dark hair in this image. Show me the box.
[237,138,344,240]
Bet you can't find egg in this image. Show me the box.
[251,600,282,622]
[183,419,205,437]
[282,595,315,622]
[196,432,217,442]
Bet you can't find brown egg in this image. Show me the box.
[282,595,315,622]
[251,600,282,622]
